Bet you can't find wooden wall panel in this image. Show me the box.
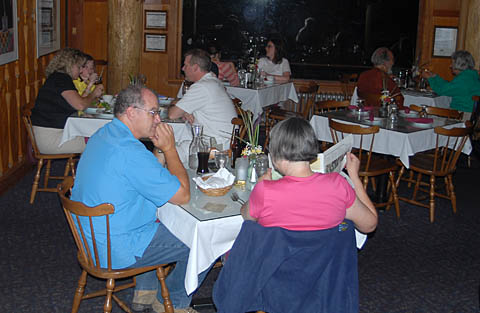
[0,0,65,194]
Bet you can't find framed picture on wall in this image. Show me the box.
[145,10,167,30]
[432,27,457,58]
[0,0,19,66]
[145,33,167,52]
[36,0,60,58]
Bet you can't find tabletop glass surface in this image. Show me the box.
[178,169,251,221]
[319,109,460,134]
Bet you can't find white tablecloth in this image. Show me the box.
[310,115,472,168]
[156,202,243,295]
[226,82,299,118]
[350,87,452,109]
[61,116,192,146]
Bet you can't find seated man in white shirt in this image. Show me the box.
[169,49,237,154]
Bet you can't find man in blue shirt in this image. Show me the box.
[71,85,197,312]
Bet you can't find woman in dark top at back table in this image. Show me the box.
[31,48,104,154]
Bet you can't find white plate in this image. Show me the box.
[264,80,274,85]
[97,113,114,119]
[399,111,419,118]
[363,117,385,125]
[409,121,433,128]
[85,107,100,114]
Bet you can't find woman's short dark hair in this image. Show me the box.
[268,117,318,163]
[268,37,286,64]
[451,50,475,71]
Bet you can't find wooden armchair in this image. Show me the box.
[23,107,79,204]
[329,118,400,216]
[314,100,350,115]
[396,122,472,222]
[57,177,174,313]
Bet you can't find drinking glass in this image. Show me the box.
[215,151,228,169]
[197,137,210,174]
[254,154,269,178]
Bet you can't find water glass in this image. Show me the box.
[254,154,269,178]
[215,151,228,169]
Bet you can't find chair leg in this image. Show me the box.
[157,267,174,313]
[447,174,457,214]
[407,170,414,187]
[389,172,400,218]
[429,175,436,223]
[30,158,44,204]
[44,159,52,188]
[103,278,115,313]
[64,159,71,177]
[71,270,87,313]
[395,165,405,188]
[412,173,422,201]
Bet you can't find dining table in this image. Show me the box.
[350,87,452,109]
[60,113,192,147]
[156,169,367,295]
[310,110,472,168]
[225,82,299,119]
[177,81,299,119]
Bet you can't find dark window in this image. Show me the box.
[182,0,419,79]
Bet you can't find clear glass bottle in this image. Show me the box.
[188,124,204,170]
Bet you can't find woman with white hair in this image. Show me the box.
[422,50,480,117]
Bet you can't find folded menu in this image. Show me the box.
[406,117,433,124]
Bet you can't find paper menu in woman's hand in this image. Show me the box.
[310,135,353,174]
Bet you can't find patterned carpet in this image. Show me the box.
[0,157,479,313]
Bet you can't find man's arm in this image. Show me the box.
[150,122,190,205]
[168,105,187,120]
[240,201,258,222]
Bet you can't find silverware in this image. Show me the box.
[230,192,245,205]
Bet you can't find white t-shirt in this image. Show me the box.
[257,57,291,76]
[176,72,237,149]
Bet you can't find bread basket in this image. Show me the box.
[197,175,233,197]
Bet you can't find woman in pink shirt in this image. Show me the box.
[241,117,377,234]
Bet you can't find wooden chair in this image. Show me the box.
[57,177,174,313]
[409,104,464,120]
[329,118,400,216]
[22,107,79,204]
[339,73,358,100]
[314,100,350,115]
[266,82,319,144]
[395,122,473,223]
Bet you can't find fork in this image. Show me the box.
[230,191,245,205]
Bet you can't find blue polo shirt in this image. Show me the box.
[71,118,180,269]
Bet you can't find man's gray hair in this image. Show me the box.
[185,49,211,72]
[268,117,318,164]
[451,50,475,71]
[114,85,154,116]
[371,47,392,66]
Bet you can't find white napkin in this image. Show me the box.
[193,168,235,189]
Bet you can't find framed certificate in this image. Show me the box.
[145,33,167,53]
[432,27,457,58]
[145,10,167,30]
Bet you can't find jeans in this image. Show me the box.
[130,222,193,308]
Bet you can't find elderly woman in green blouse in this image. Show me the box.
[422,50,480,120]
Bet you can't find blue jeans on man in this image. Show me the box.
[130,222,208,309]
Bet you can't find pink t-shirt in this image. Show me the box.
[249,173,356,231]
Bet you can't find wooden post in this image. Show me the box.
[107,0,143,94]
[463,0,480,65]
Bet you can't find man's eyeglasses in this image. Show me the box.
[134,107,161,117]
